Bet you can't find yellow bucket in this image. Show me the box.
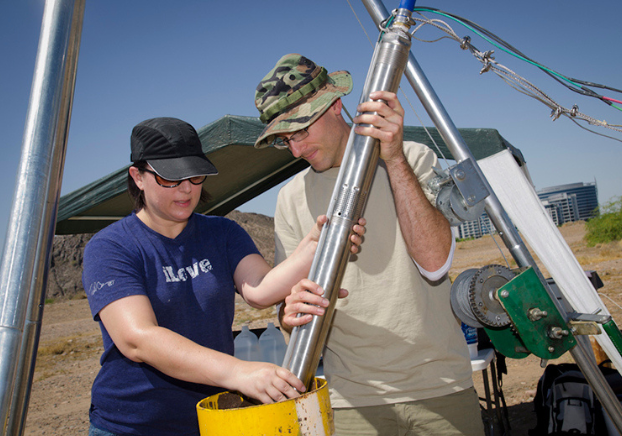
[196,377,333,435]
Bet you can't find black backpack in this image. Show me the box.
[530,363,599,435]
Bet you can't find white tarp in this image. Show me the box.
[478,149,622,372]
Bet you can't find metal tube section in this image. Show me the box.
[283,9,414,390]
[0,0,84,433]
[361,0,622,431]
[572,339,622,428]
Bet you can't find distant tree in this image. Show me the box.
[585,197,622,246]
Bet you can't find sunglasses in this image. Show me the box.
[141,168,207,188]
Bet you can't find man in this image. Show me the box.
[254,54,483,436]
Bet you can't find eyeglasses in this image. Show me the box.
[273,127,309,150]
[141,168,207,188]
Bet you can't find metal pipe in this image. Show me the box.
[6,3,85,434]
[0,0,84,433]
[283,5,414,390]
[361,0,622,431]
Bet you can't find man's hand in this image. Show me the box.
[352,91,406,165]
[282,279,349,328]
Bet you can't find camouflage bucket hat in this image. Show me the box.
[254,54,353,148]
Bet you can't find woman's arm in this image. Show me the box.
[235,216,365,309]
[99,294,305,403]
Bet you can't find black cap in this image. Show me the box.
[130,117,217,180]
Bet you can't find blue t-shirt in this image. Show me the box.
[82,213,260,435]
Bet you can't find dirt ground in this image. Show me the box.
[22,221,622,435]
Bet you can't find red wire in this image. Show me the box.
[602,96,622,105]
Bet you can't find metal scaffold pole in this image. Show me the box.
[360,0,622,432]
[0,0,84,434]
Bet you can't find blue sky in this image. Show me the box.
[2,0,622,252]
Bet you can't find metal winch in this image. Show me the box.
[450,265,584,360]
[450,264,514,329]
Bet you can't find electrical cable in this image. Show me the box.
[346,3,622,150]
[404,7,622,139]
[412,7,622,112]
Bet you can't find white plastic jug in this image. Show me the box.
[259,322,287,365]
[461,322,478,359]
[234,325,260,361]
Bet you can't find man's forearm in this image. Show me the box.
[384,154,452,272]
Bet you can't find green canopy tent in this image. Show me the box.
[55,114,523,235]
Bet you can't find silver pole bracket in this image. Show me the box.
[429,158,490,225]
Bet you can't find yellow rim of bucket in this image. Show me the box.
[196,377,333,435]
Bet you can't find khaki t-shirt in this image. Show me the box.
[275,141,473,408]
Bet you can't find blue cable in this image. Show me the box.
[399,0,416,11]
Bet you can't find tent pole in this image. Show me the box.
[0,1,84,434]
[361,0,622,432]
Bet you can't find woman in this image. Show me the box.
[83,117,364,436]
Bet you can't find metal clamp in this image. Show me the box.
[460,36,471,50]
[430,158,490,226]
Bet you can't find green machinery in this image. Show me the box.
[451,265,622,361]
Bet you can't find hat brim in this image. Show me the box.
[148,155,218,181]
[254,70,353,148]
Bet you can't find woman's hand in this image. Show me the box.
[350,217,366,254]
[303,215,367,255]
[228,360,306,404]
[282,278,349,328]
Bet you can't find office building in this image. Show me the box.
[537,182,599,221]
[456,181,598,239]
[457,213,495,240]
